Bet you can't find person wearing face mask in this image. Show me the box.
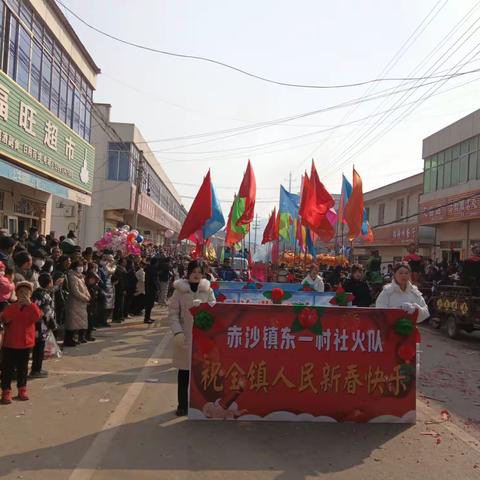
[32,251,47,274]
[169,260,216,416]
[64,260,90,347]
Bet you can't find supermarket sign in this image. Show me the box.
[0,70,94,194]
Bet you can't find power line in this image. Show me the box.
[293,0,449,174]
[57,0,479,90]
[146,71,480,158]
[318,5,480,181]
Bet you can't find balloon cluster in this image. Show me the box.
[95,225,144,256]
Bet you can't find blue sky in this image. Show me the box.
[60,0,480,218]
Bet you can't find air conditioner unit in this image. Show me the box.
[64,206,75,217]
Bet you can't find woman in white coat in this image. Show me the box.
[168,260,215,416]
[302,265,325,292]
[376,263,429,322]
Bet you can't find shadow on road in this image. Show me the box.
[0,412,411,479]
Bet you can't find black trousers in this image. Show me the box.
[112,290,125,321]
[144,293,156,321]
[31,338,45,373]
[1,347,31,390]
[178,369,190,410]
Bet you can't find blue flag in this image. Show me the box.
[306,228,316,256]
[202,182,225,239]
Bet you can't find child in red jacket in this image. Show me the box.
[1,281,42,404]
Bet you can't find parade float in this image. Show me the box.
[179,163,418,423]
[188,301,417,423]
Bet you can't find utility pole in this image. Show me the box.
[132,151,144,230]
[288,172,292,192]
[252,214,260,254]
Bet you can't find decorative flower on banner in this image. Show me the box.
[263,288,292,304]
[216,293,226,303]
[193,310,215,331]
[394,318,414,336]
[291,306,323,334]
[329,285,354,306]
[397,343,416,363]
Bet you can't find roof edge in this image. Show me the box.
[47,0,101,75]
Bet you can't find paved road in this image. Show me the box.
[418,324,480,441]
[1,309,479,480]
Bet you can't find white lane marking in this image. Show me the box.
[417,399,480,454]
[51,370,138,376]
[68,333,172,480]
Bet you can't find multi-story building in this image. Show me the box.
[355,173,434,265]
[78,103,185,247]
[420,109,480,262]
[0,0,99,236]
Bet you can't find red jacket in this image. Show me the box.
[2,303,42,349]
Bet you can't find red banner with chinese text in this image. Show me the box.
[189,304,417,423]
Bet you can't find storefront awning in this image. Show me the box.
[0,158,91,206]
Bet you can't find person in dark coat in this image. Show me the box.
[144,258,159,324]
[124,258,138,317]
[157,257,171,305]
[31,273,56,378]
[112,257,128,323]
[52,270,67,330]
[343,264,373,307]
[85,271,99,341]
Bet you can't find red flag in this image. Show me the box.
[236,160,256,226]
[299,162,335,241]
[344,168,365,241]
[178,171,212,241]
[262,207,277,244]
[273,210,280,241]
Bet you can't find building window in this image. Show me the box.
[107,143,130,181]
[396,198,404,220]
[423,134,480,193]
[17,24,30,90]
[378,203,385,226]
[0,0,94,141]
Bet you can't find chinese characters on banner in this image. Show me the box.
[189,304,417,422]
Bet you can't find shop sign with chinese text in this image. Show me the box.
[189,304,417,423]
[0,70,94,193]
[420,191,480,225]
